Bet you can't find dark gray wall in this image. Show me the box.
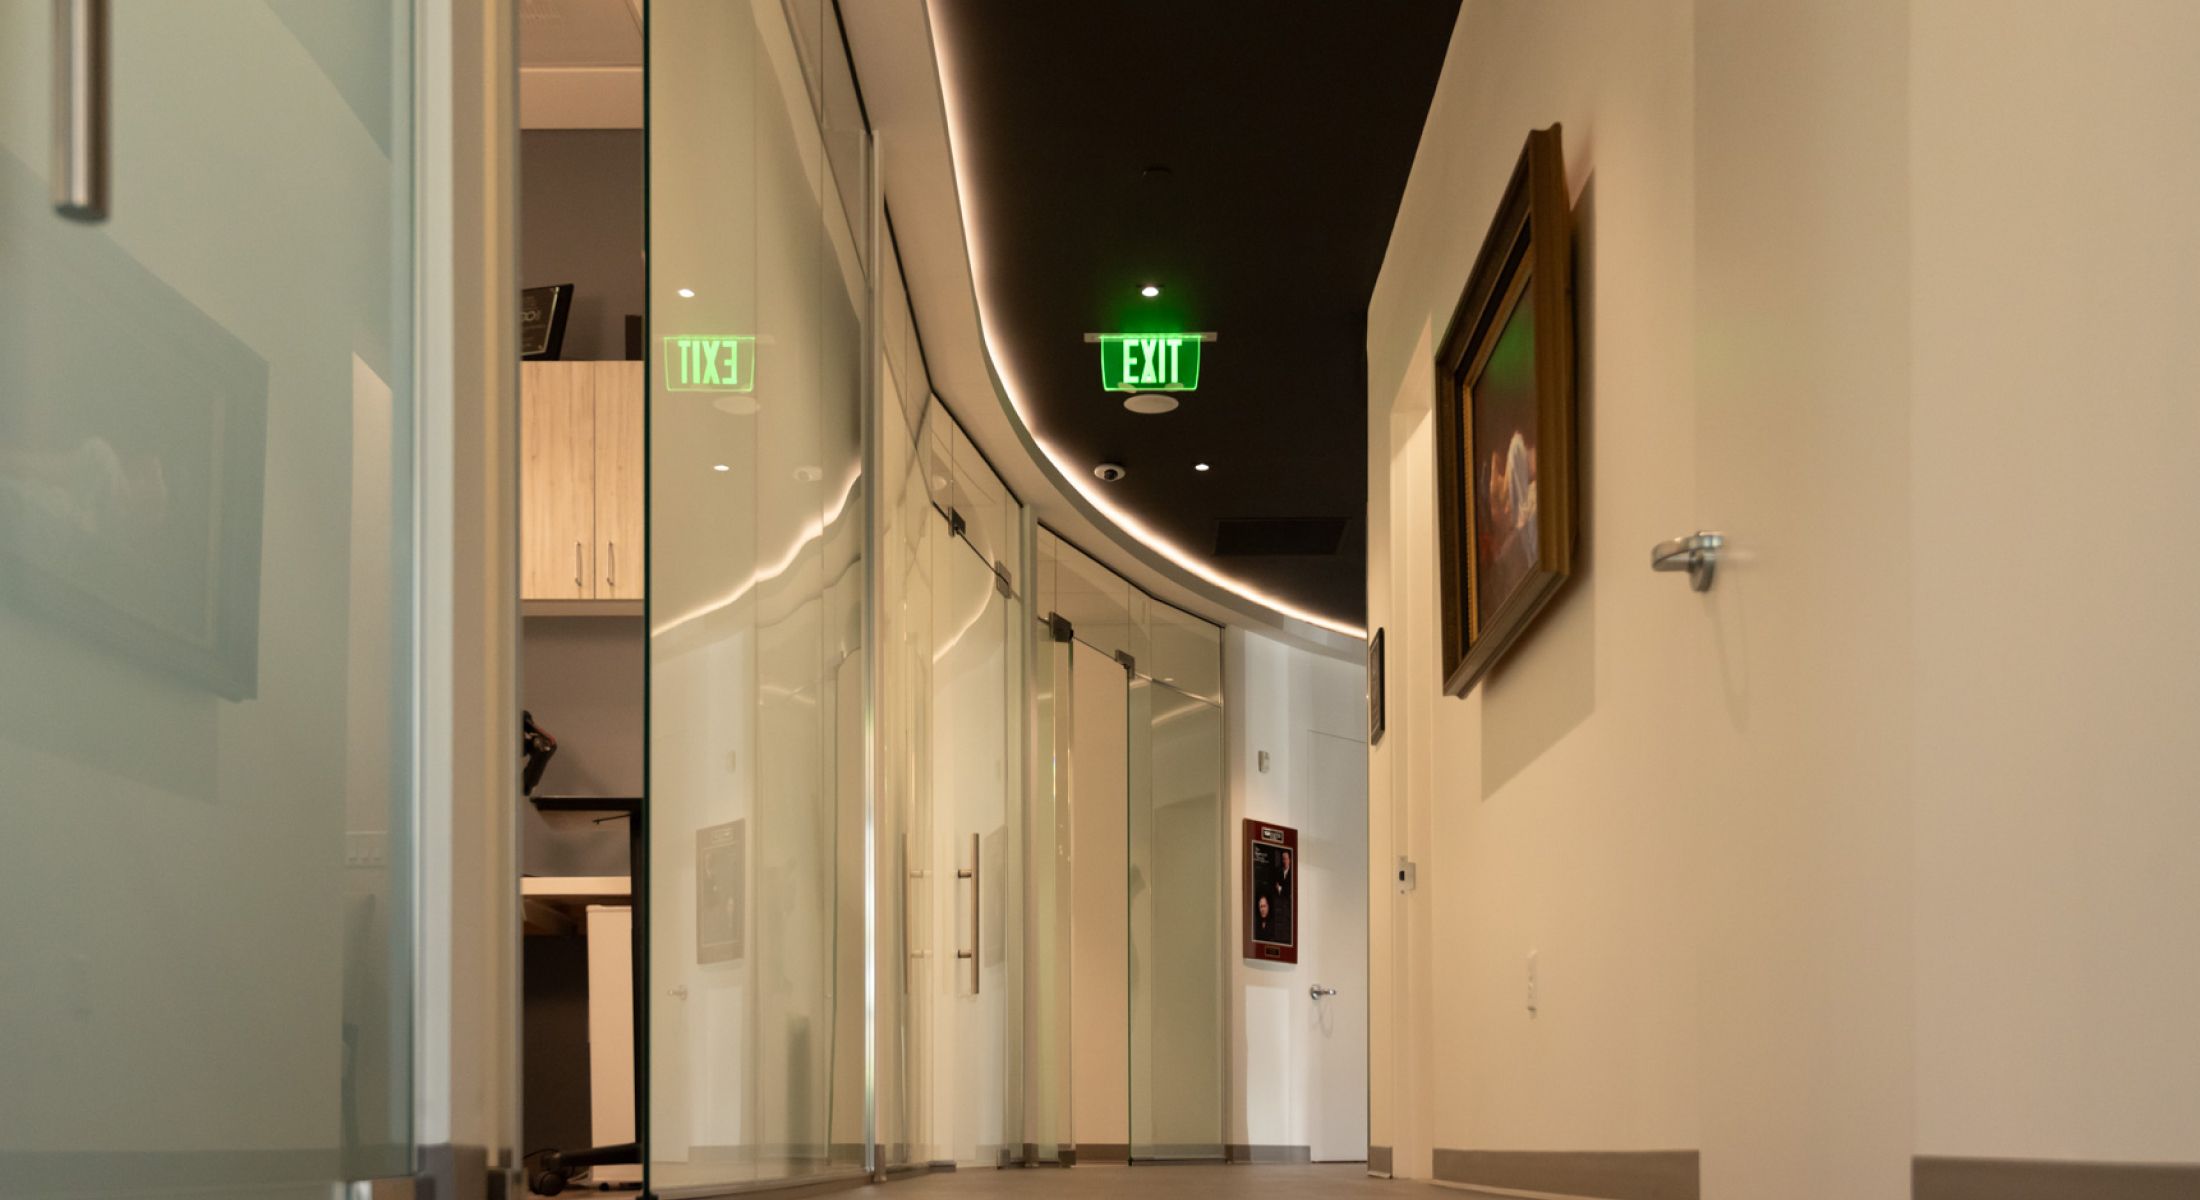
[522,935,595,1159]
[521,129,645,361]
[522,615,642,876]
[522,615,644,798]
[520,614,643,1161]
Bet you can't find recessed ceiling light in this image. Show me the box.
[1123,392,1178,415]
[677,288,695,298]
[1194,462,1211,472]
[712,463,730,472]
[1140,284,1160,298]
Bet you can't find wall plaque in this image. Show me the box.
[1242,818,1299,963]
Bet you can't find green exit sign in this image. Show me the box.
[1095,333,1205,392]
[664,334,756,392]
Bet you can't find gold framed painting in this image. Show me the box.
[1434,124,1577,697]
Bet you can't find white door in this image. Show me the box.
[1306,730,1370,1162]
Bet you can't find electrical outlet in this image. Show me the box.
[344,831,389,869]
[1526,950,1540,1016]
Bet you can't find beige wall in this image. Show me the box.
[1909,0,2200,1162]
[1368,0,1708,1179]
[1369,1,2199,1193]
[1068,641,1131,1148]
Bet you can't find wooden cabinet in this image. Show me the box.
[521,361,644,602]
[590,362,645,601]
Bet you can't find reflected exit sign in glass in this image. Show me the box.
[1095,333,1205,392]
[664,334,757,393]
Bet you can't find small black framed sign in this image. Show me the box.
[520,283,574,360]
[1242,819,1299,964]
[1368,627,1387,746]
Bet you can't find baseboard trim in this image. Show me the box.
[1224,1145,1312,1164]
[1431,1149,1699,1200]
[1914,1156,2200,1200]
[1073,1143,1130,1164]
[0,1146,488,1200]
[1368,1145,1393,1178]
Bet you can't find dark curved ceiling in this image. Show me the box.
[933,2,1459,629]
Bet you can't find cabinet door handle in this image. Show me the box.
[51,0,108,222]
[607,541,616,588]
[574,541,583,590]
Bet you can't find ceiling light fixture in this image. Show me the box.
[1194,462,1211,472]
[1123,392,1178,415]
[712,463,729,473]
[1140,284,1160,298]
[677,287,695,298]
[927,8,1364,640]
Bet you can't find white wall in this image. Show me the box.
[1225,629,1367,1158]
[1369,1,2200,1194]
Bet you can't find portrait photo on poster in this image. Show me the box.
[1242,819,1299,963]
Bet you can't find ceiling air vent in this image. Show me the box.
[1212,517,1348,557]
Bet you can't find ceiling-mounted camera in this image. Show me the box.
[1093,463,1127,482]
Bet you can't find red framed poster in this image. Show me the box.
[1242,819,1298,963]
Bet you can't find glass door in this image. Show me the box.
[0,3,418,1196]
[929,519,1014,1166]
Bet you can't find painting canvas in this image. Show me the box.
[1435,124,1576,697]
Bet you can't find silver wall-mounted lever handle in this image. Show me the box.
[1309,984,1338,1000]
[1651,531,1725,592]
[51,0,109,222]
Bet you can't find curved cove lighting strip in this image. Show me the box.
[926,11,1366,641]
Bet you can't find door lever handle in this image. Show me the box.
[1651,530,1724,592]
[1309,984,1338,1000]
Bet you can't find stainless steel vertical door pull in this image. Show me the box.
[51,0,109,222]
[956,833,979,994]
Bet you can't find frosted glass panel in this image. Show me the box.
[1130,686,1226,1159]
[0,2,416,1194]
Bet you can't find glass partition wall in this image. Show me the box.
[0,5,420,1196]
[1028,532,1228,1164]
[649,6,1217,1189]
[648,1,869,1190]
[650,4,1028,1189]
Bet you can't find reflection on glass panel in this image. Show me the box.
[0,1,415,1192]
[948,420,1010,571]
[649,0,866,1189]
[1130,686,1227,1159]
[1051,537,1137,660]
[1024,631,1072,1162]
[1149,604,1224,704]
[1035,528,1059,623]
